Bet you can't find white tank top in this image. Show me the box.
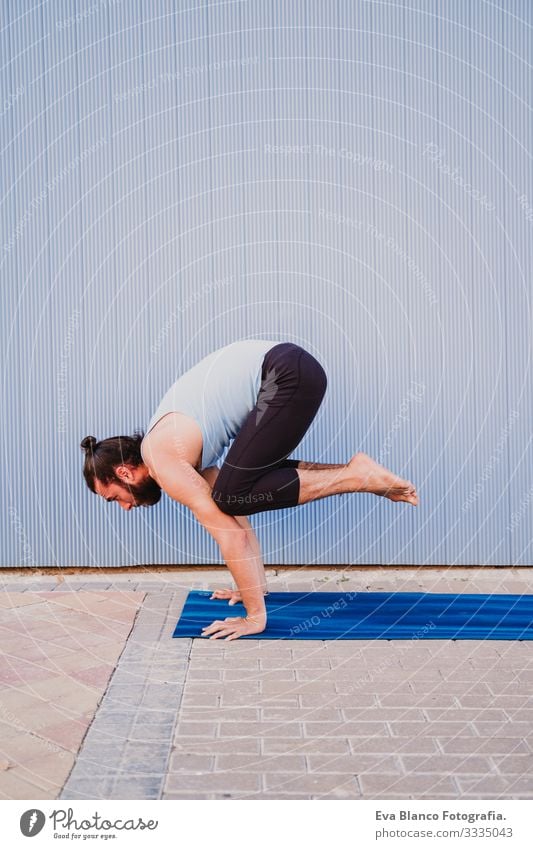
[142,339,279,469]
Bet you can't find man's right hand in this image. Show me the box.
[201,614,267,640]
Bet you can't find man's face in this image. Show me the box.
[94,465,162,510]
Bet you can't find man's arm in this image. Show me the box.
[153,457,267,636]
[200,467,267,597]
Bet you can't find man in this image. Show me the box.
[81,339,418,640]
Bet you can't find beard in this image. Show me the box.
[127,474,162,507]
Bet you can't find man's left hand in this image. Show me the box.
[209,588,269,605]
[201,615,266,640]
[209,588,243,605]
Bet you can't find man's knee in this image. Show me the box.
[302,353,327,401]
[315,362,328,397]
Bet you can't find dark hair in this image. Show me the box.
[80,432,145,492]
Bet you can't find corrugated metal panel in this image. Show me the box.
[1,0,531,566]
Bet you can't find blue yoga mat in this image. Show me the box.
[172,590,533,640]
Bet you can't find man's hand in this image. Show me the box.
[210,588,242,605]
[201,615,267,640]
[210,588,268,605]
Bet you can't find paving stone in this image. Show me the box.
[288,657,332,669]
[262,667,308,686]
[487,678,533,693]
[118,746,172,773]
[133,709,176,725]
[175,722,217,737]
[515,670,533,682]
[0,768,60,799]
[350,736,439,754]
[186,681,260,695]
[379,693,458,708]
[473,721,532,737]
[438,737,529,755]
[139,690,181,716]
[189,643,226,657]
[181,694,220,707]
[175,739,261,755]
[167,753,215,772]
[300,694,377,708]
[459,694,529,710]
[162,791,298,800]
[424,708,508,722]
[259,657,299,669]
[401,754,493,774]
[187,669,223,680]
[89,709,138,726]
[261,707,343,722]
[105,778,162,799]
[70,759,116,778]
[103,684,148,702]
[9,702,69,733]
[79,729,129,747]
[391,721,478,737]
[165,772,261,793]
[358,773,458,796]
[219,722,303,738]
[180,708,260,722]
[491,754,533,774]
[410,681,492,695]
[0,733,65,765]
[216,754,307,772]
[296,669,421,683]
[260,681,337,695]
[73,742,126,766]
[229,669,296,681]
[461,672,523,686]
[262,738,351,756]
[263,773,360,796]
[127,628,164,641]
[307,754,402,774]
[37,719,89,752]
[456,775,533,795]
[342,707,426,721]
[9,750,75,789]
[220,694,299,707]
[304,721,389,737]
[127,724,175,743]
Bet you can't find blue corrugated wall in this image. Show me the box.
[1,1,532,566]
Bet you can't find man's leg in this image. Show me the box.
[212,344,328,515]
[295,452,419,506]
[288,460,344,470]
[212,338,418,512]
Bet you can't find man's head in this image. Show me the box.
[80,432,162,510]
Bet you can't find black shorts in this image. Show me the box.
[211,342,327,515]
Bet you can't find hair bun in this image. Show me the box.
[80,435,98,452]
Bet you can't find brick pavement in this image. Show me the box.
[0,568,532,799]
[0,590,144,799]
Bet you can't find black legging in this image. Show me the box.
[211,342,327,515]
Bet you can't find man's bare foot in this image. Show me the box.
[347,452,419,505]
